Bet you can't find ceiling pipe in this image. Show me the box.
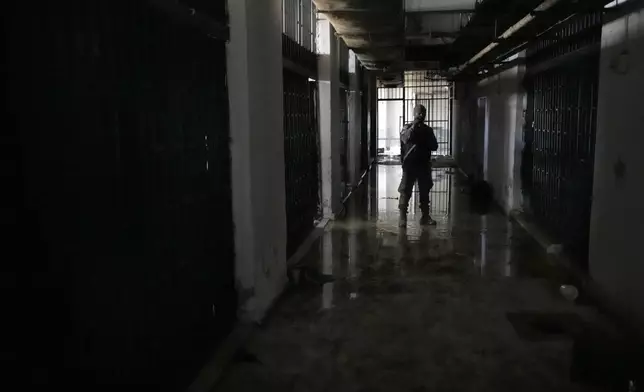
[457,0,564,72]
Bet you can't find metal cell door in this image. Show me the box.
[13,2,236,388]
[282,0,320,257]
[283,69,321,257]
[525,12,602,267]
[404,71,454,157]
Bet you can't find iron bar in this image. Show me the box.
[284,70,321,257]
[525,13,600,267]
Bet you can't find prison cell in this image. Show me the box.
[282,0,320,258]
[13,1,235,388]
[283,70,321,257]
[525,12,602,267]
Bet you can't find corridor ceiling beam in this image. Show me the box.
[313,0,616,73]
[406,9,475,14]
[451,0,616,77]
[459,0,565,72]
[313,0,405,70]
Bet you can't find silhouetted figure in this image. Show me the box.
[398,104,439,227]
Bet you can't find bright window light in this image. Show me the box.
[605,0,632,8]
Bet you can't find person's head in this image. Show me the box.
[413,104,427,123]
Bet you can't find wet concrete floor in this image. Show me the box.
[217,166,637,392]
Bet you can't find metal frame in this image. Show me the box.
[409,168,453,216]
[524,11,601,267]
[282,0,318,75]
[283,0,316,52]
[376,71,454,159]
[403,71,454,157]
[283,69,321,257]
[282,0,321,257]
[15,1,236,386]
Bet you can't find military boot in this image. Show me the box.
[420,211,437,226]
[399,211,408,228]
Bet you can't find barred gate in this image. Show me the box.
[14,1,234,388]
[408,168,452,217]
[283,70,321,257]
[404,71,454,157]
[282,0,320,257]
[524,12,602,267]
[377,71,454,161]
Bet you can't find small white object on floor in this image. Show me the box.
[559,284,579,302]
[547,244,563,255]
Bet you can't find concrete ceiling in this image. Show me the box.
[314,0,405,70]
[314,0,611,77]
[404,0,477,12]
[313,0,477,71]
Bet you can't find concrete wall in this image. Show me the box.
[455,61,526,213]
[228,0,287,321]
[589,8,644,327]
[348,51,363,185]
[318,17,343,217]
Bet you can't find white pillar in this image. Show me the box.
[317,18,342,217]
[227,0,287,321]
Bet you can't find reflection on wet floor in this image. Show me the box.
[218,166,640,392]
[343,166,544,281]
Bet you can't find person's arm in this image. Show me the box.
[400,123,414,145]
[400,123,417,163]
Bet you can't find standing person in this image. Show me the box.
[398,104,439,227]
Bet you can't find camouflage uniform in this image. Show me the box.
[398,120,438,217]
